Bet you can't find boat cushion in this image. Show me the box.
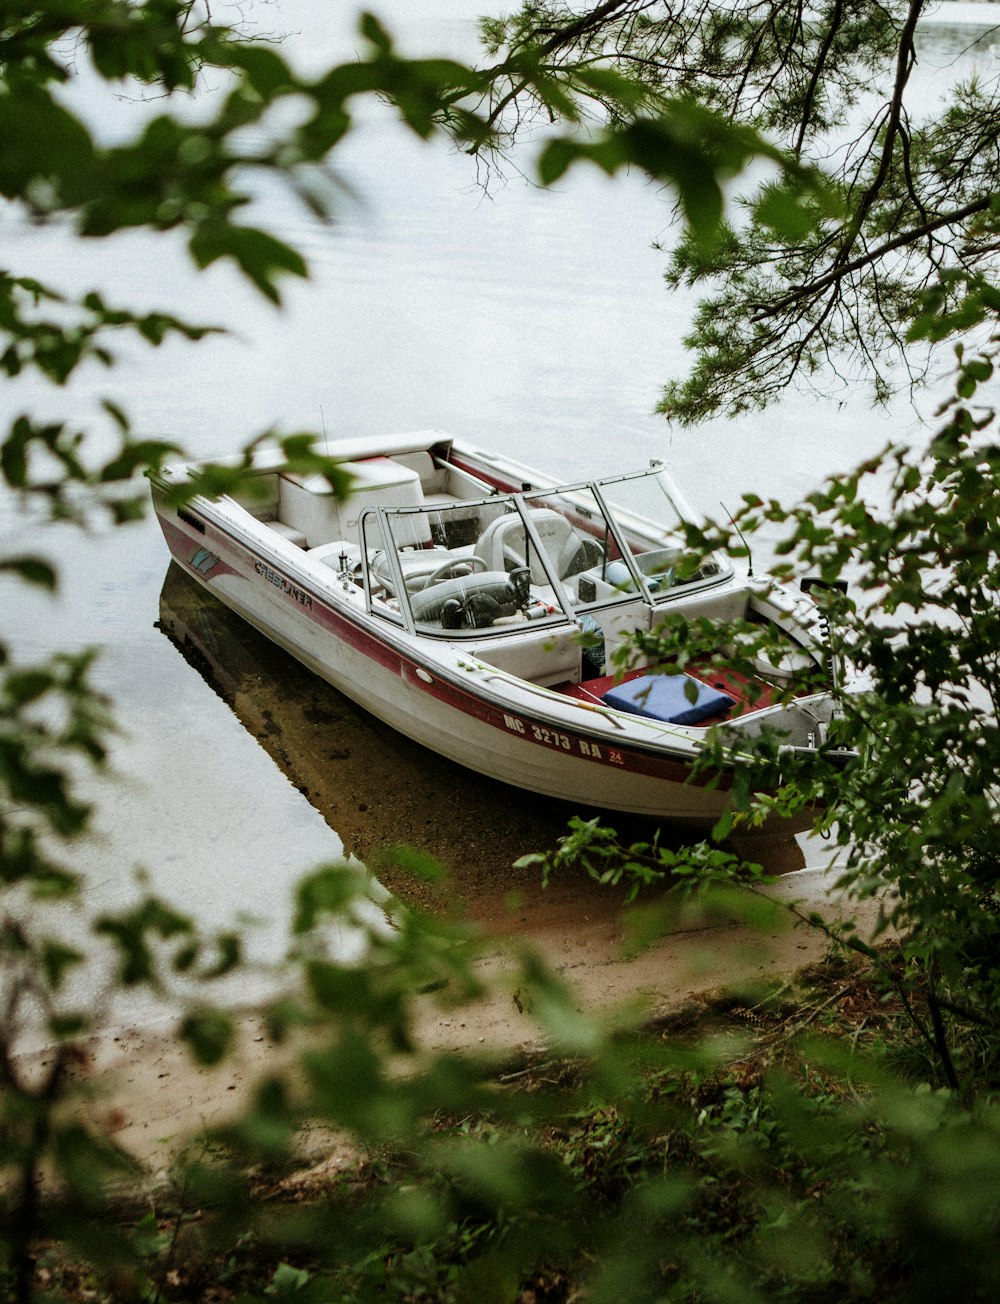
[602,673,734,725]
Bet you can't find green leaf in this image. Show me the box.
[0,555,57,590]
[98,438,185,483]
[292,864,366,934]
[189,223,309,303]
[359,11,393,54]
[41,938,85,989]
[222,46,298,97]
[537,138,576,186]
[202,931,242,979]
[130,1211,172,1259]
[0,87,96,203]
[180,1007,235,1067]
[266,1263,312,1296]
[755,184,821,241]
[712,808,735,841]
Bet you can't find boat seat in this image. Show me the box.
[474,509,596,584]
[602,674,735,725]
[369,547,465,594]
[268,520,307,547]
[227,474,307,547]
[409,571,516,627]
[393,450,447,494]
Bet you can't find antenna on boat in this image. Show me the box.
[319,406,328,441]
[721,501,753,577]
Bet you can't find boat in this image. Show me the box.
[148,430,849,825]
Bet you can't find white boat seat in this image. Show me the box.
[474,509,596,584]
[393,450,446,493]
[369,547,469,594]
[268,520,307,547]
[226,475,307,547]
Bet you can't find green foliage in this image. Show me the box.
[10,929,1000,1304]
[517,812,775,902]
[4,3,1000,1303]
[0,275,218,384]
[555,342,1000,1098]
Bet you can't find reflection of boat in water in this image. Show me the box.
[157,558,376,790]
[150,431,849,825]
[156,560,580,885]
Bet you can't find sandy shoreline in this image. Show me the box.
[72,861,873,1176]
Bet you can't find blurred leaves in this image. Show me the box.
[6,6,1000,1304]
[0,555,56,590]
[0,648,110,862]
[181,1006,236,1066]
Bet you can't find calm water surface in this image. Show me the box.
[3,2,997,970]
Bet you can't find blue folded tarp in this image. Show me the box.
[602,673,734,725]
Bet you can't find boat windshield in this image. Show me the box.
[363,469,729,636]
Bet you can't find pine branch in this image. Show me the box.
[751,195,994,321]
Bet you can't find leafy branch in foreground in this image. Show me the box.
[128,902,1000,1304]
[0,639,255,1304]
[9,868,1000,1304]
[534,337,1000,1095]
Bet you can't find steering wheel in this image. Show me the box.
[424,554,489,587]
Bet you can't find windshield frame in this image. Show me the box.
[360,467,732,637]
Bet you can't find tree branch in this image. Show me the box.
[752,195,993,321]
[793,0,844,156]
[837,0,924,262]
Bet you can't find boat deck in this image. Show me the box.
[555,663,787,726]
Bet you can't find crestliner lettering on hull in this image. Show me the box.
[255,560,313,607]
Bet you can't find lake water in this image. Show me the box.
[4,1,998,972]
